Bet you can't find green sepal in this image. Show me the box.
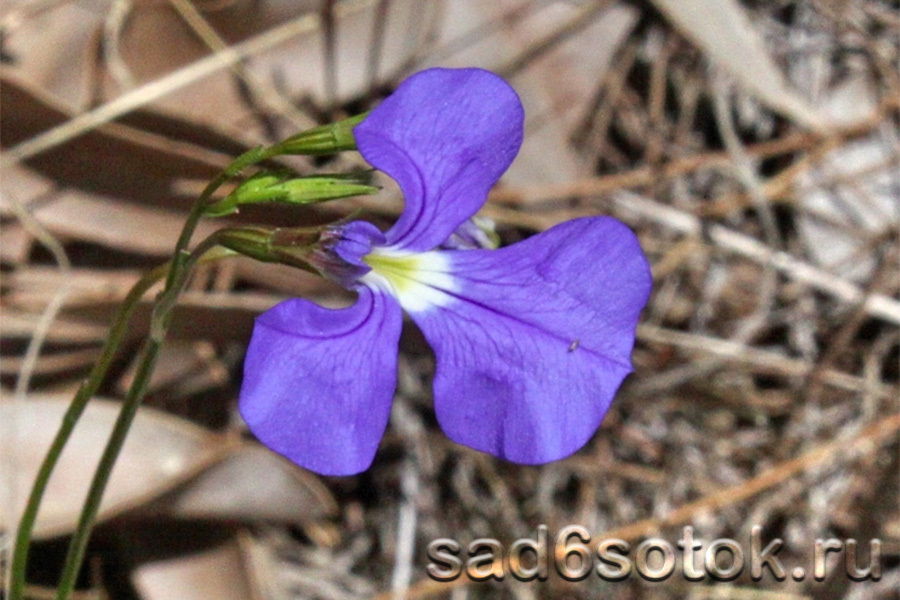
[269,112,369,156]
[205,171,378,217]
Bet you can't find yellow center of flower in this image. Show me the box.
[362,252,425,295]
[360,249,458,313]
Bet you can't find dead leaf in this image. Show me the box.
[0,395,234,539]
[151,444,337,524]
[132,537,259,600]
[0,70,234,205]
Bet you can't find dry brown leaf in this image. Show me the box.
[116,341,223,397]
[0,222,34,264]
[0,70,234,200]
[150,445,338,524]
[437,1,641,185]
[0,180,220,256]
[0,395,234,540]
[0,1,104,110]
[131,537,259,600]
[3,266,150,311]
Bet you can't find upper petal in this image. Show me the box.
[239,287,402,475]
[405,217,652,464]
[354,68,524,252]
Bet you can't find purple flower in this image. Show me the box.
[240,68,652,475]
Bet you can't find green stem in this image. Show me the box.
[52,235,228,600]
[164,146,268,292]
[11,143,287,600]
[9,247,234,600]
[8,263,167,600]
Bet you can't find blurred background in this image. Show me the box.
[1,0,898,598]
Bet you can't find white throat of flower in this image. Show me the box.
[361,249,458,313]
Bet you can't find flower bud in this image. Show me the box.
[214,221,385,287]
[215,226,320,274]
[270,113,369,156]
[205,171,378,217]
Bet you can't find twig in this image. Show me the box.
[497,0,613,78]
[165,0,314,131]
[598,413,900,542]
[489,98,896,206]
[320,0,339,111]
[391,459,418,600]
[635,324,896,399]
[366,0,391,89]
[102,0,136,90]
[613,191,900,325]
[0,0,376,169]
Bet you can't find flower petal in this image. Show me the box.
[407,217,652,464]
[313,220,385,286]
[354,68,524,252]
[239,287,402,475]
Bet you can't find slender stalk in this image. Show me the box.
[163,146,268,292]
[8,263,167,599]
[9,246,234,600]
[10,138,318,600]
[52,235,227,600]
[11,145,268,599]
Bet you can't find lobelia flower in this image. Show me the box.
[240,68,652,476]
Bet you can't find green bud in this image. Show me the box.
[215,226,322,274]
[214,227,279,264]
[270,112,369,156]
[205,171,378,217]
